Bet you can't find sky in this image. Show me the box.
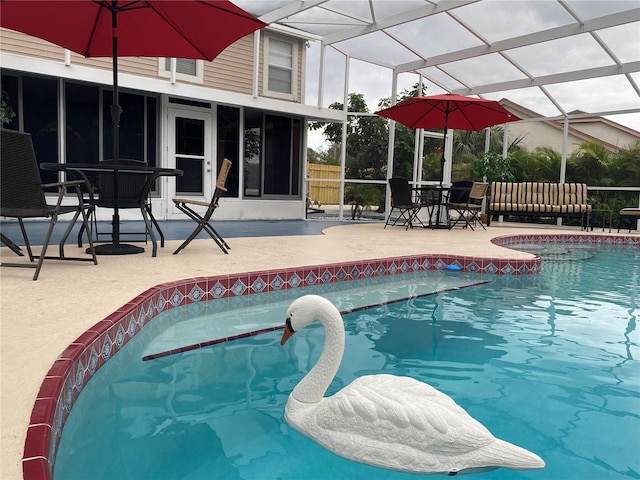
[295,1,640,151]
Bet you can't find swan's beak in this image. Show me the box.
[280,318,294,345]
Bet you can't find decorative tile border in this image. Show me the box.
[491,232,640,249]
[22,233,638,479]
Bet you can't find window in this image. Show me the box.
[3,74,159,191]
[243,109,262,197]
[243,110,302,199]
[66,82,100,166]
[217,105,240,197]
[264,35,298,100]
[174,117,206,195]
[1,74,19,131]
[102,91,157,165]
[24,76,59,186]
[264,115,292,195]
[159,58,204,84]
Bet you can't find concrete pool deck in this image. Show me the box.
[0,220,635,479]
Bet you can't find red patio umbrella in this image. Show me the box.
[376,94,520,184]
[0,0,267,162]
[0,0,266,254]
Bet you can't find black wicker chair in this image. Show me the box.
[0,129,97,280]
[618,208,640,232]
[76,159,165,255]
[384,177,424,229]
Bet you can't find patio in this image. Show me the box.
[1,218,637,479]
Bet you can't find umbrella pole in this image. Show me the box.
[433,107,450,228]
[440,125,447,188]
[91,3,144,256]
[111,6,122,248]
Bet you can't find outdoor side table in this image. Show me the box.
[414,186,452,229]
[583,209,612,233]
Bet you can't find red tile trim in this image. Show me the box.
[22,457,50,480]
[23,233,637,480]
[23,424,50,460]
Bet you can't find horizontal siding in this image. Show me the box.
[69,54,159,79]
[0,29,66,62]
[2,29,158,79]
[1,30,302,104]
[116,57,158,78]
[204,36,254,94]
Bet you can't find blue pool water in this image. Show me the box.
[55,249,639,479]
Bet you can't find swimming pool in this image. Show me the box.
[53,246,639,479]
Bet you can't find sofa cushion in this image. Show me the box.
[519,182,557,206]
[520,203,557,213]
[558,183,588,205]
[490,182,524,211]
[552,204,592,213]
[489,181,591,215]
[620,208,640,216]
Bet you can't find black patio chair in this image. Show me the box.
[446,180,472,227]
[172,158,232,255]
[448,181,488,230]
[384,177,424,229]
[0,129,97,280]
[448,181,473,204]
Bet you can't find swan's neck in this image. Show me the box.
[291,309,345,404]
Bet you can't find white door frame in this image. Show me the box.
[166,106,215,218]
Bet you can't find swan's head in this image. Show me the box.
[280,295,338,346]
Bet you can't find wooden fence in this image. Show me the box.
[307,162,341,204]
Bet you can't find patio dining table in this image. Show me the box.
[413,185,453,229]
[41,162,182,256]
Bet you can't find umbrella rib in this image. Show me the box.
[143,1,210,60]
[86,1,110,57]
[87,1,147,57]
[116,1,147,11]
[412,102,440,129]
[460,102,508,130]
[455,103,480,131]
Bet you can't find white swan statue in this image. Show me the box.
[280,294,545,475]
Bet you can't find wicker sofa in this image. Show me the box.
[487,182,592,226]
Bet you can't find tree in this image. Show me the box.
[473,151,514,182]
[609,140,640,186]
[379,84,429,180]
[567,141,613,186]
[509,146,561,182]
[306,147,321,164]
[344,183,385,219]
[309,93,389,180]
[1,90,15,125]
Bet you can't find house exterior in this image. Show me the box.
[0,26,343,221]
[501,99,640,154]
